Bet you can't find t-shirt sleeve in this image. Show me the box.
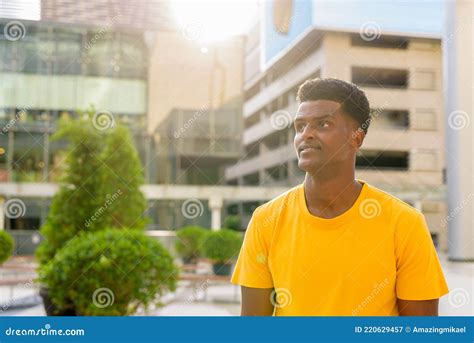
[231,207,274,288]
[394,211,449,300]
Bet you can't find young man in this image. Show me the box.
[231,78,449,316]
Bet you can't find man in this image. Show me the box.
[231,78,449,316]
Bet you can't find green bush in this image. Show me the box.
[39,229,178,316]
[175,226,208,261]
[202,229,243,264]
[36,109,149,266]
[0,230,14,265]
[223,215,241,231]
[36,111,108,266]
[99,125,149,230]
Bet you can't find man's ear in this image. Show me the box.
[350,125,365,150]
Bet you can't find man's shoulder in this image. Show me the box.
[366,182,423,220]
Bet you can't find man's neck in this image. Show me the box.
[303,171,362,219]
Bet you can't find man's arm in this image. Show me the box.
[397,298,439,316]
[241,286,275,316]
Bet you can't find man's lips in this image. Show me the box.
[298,145,321,155]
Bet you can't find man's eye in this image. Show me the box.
[319,121,329,128]
[296,124,304,132]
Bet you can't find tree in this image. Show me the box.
[36,109,149,266]
[36,111,106,266]
[99,124,148,230]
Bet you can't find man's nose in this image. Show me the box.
[300,125,316,140]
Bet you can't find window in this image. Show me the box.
[371,109,409,129]
[350,34,408,49]
[352,67,408,89]
[356,150,409,170]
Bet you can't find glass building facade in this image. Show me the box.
[0,21,151,252]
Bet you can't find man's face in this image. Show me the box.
[293,100,360,174]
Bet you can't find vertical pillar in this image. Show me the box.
[444,0,474,261]
[0,196,5,230]
[209,196,223,231]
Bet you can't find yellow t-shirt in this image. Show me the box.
[231,180,449,316]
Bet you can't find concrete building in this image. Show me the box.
[225,1,448,251]
[147,32,244,186]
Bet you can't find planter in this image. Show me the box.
[182,256,196,265]
[39,286,77,316]
[212,262,233,276]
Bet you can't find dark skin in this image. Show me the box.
[240,100,439,316]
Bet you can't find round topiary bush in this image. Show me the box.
[202,229,243,263]
[202,229,243,275]
[0,230,14,265]
[175,226,208,263]
[39,228,178,315]
[223,215,241,231]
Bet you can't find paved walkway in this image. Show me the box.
[1,254,472,316]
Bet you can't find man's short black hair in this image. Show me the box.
[296,77,371,134]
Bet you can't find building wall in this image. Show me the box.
[147,32,245,135]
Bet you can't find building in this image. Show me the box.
[225,0,448,251]
[0,1,167,252]
[0,1,270,254]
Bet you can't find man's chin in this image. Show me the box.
[297,159,322,173]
